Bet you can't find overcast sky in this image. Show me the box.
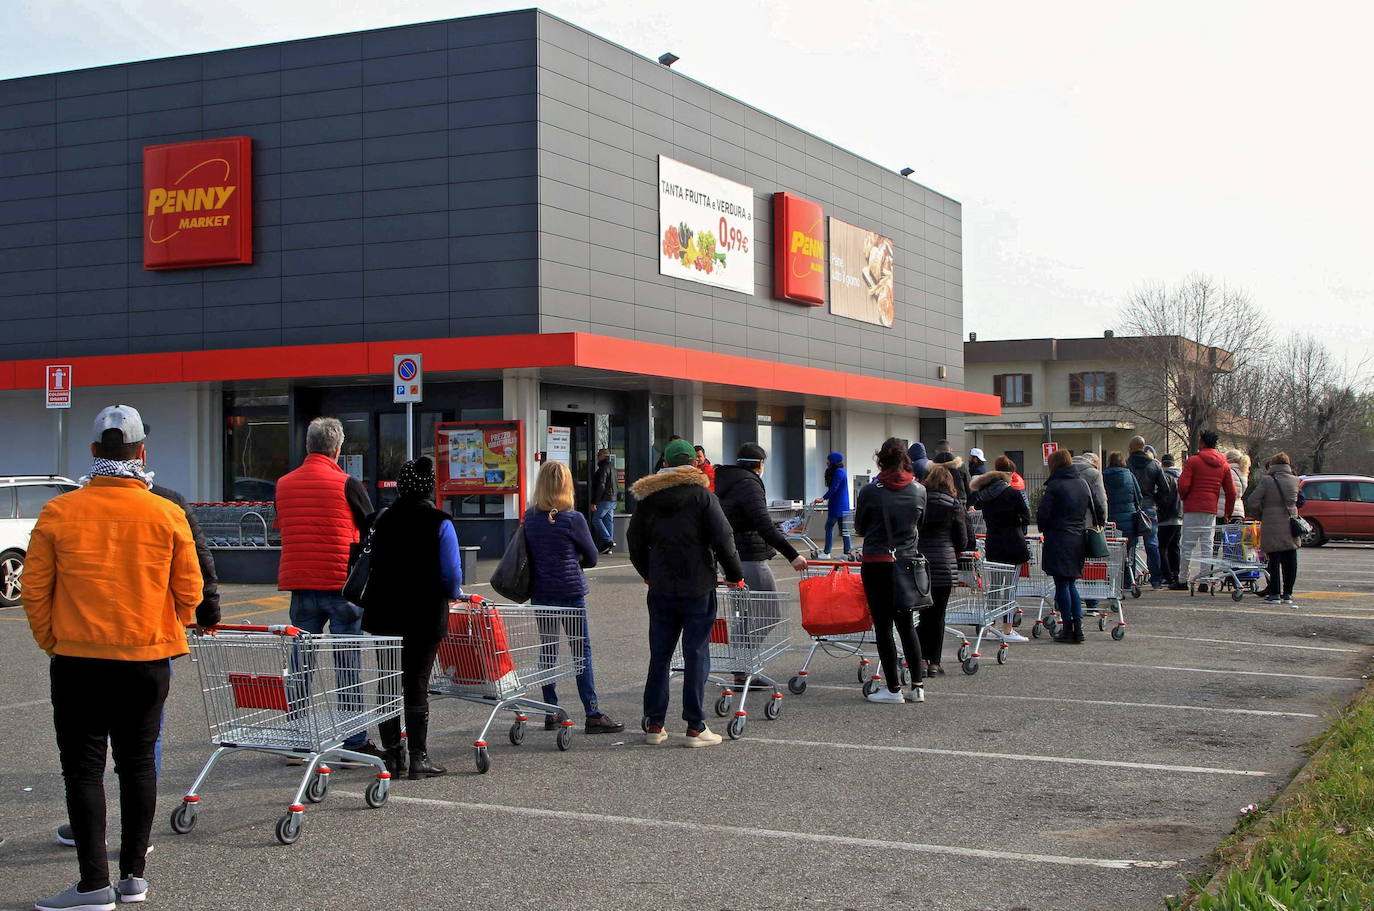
[5,0,1371,364]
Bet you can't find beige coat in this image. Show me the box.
[1247,463,1301,553]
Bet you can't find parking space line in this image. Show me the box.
[1126,603,1374,620]
[806,685,1320,718]
[0,698,48,712]
[1014,657,1361,682]
[1128,633,1364,653]
[344,791,1180,870]
[746,737,1271,776]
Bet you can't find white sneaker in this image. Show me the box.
[116,876,148,904]
[683,726,723,748]
[818,552,832,560]
[905,686,925,703]
[643,727,668,745]
[1002,631,1029,643]
[866,688,905,704]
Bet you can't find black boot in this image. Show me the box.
[405,709,447,779]
[378,717,407,776]
[1054,617,1079,643]
[1073,617,1085,643]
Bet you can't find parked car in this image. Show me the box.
[0,476,80,607]
[1297,474,1374,546]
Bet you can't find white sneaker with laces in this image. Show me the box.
[683,726,723,747]
[906,686,925,703]
[866,688,905,704]
[1001,630,1029,643]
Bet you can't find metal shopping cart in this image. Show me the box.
[171,624,402,845]
[667,584,791,739]
[1080,536,1129,639]
[428,595,585,773]
[945,553,1018,674]
[1192,522,1268,601]
[968,510,987,538]
[789,561,913,695]
[781,503,855,559]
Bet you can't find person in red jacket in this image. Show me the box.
[274,416,383,761]
[693,445,717,492]
[1176,430,1237,589]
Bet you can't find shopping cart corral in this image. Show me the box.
[172,625,401,845]
[1193,522,1268,601]
[666,585,791,739]
[946,553,1018,675]
[429,596,585,773]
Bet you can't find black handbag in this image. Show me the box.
[489,522,532,603]
[341,507,385,605]
[880,487,933,610]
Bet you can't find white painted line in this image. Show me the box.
[0,698,48,712]
[1128,633,1364,653]
[1127,603,1374,621]
[342,791,1180,870]
[746,737,1272,777]
[1015,657,1361,682]
[806,684,1320,718]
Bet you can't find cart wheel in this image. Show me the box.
[640,715,650,732]
[1012,612,1023,627]
[714,694,732,717]
[765,696,782,720]
[275,812,302,845]
[1231,589,1244,602]
[727,715,746,739]
[962,657,980,676]
[856,661,869,683]
[862,678,880,697]
[1131,585,1142,599]
[1031,622,1042,639]
[1043,615,1058,632]
[997,647,1009,665]
[508,721,526,746]
[957,644,971,662]
[787,675,807,695]
[1112,624,1126,641]
[170,802,197,834]
[364,777,388,808]
[474,746,490,774]
[809,549,819,559]
[899,665,911,687]
[1098,615,1107,632]
[305,771,329,803]
[556,725,573,751]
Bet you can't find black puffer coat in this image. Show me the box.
[627,467,743,596]
[971,472,1030,566]
[854,476,926,559]
[918,489,967,588]
[1036,465,1104,579]
[713,464,800,563]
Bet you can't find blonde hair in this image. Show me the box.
[533,461,575,514]
[1225,449,1251,478]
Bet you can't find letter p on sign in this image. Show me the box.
[392,354,422,403]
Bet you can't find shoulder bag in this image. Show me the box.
[880,488,933,610]
[489,521,532,603]
[1274,475,1311,541]
[342,507,386,605]
[1133,477,1153,534]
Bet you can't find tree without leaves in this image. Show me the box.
[1262,335,1371,474]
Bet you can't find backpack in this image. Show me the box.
[1156,470,1181,522]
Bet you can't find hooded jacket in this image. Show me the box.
[854,474,926,559]
[1037,465,1104,579]
[907,442,931,481]
[627,467,743,596]
[1158,465,1184,525]
[1216,455,1249,520]
[592,456,617,503]
[931,452,971,506]
[918,489,967,588]
[1103,465,1142,536]
[1072,454,1108,529]
[714,464,801,563]
[971,471,1031,565]
[1126,450,1168,512]
[1179,447,1237,516]
[1246,462,1301,552]
[821,452,850,515]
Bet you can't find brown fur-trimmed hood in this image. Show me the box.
[971,470,1010,492]
[630,466,710,500]
[932,454,963,470]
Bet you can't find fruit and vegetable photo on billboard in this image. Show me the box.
[828,217,895,327]
[658,155,755,295]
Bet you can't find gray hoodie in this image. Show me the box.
[1072,453,1108,529]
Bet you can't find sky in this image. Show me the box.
[4,0,1372,365]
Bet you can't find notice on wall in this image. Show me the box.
[437,421,523,494]
[342,454,364,481]
[546,426,571,466]
[658,156,754,296]
[829,218,895,328]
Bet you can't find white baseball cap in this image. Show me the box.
[93,404,148,443]
[969,447,985,460]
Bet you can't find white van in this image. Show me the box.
[0,476,79,607]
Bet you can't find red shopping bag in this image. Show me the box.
[439,604,517,685]
[709,617,731,644]
[799,564,872,636]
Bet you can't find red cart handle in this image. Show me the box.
[451,594,485,606]
[189,623,302,636]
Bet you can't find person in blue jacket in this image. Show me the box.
[907,442,932,481]
[814,452,852,558]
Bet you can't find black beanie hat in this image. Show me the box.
[397,456,435,500]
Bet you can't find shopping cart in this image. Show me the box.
[668,584,791,739]
[781,503,855,559]
[171,624,402,845]
[789,561,913,696]
[428,595,585,773]
[968,510,987,538]
[1192,522,1268,601]
[1030,537,1129,640]
[945,553,1018,674]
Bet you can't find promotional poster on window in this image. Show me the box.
[658,155,755,296]
[436,421,522,495]
[828,218,895,327]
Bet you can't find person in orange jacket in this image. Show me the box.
[23,405,202,911]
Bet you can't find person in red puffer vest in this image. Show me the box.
[273,416,383,759]
[1176,429,1237,589]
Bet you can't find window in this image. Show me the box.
[16,484,71,518]
[1070,371,1116,406]
[1349,482,1374,503]
[993,373,1032,406]
[1301,480,1341,501]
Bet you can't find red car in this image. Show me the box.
[1297,475,1374,546]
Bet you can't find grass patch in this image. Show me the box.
[1167,689,1374,910]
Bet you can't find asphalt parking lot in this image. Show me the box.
[2,543,1371,911]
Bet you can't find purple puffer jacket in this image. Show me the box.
[523,507,598,602]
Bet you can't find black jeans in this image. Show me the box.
[1158,524,1182,583]
[51,655,170,890]
[917,585,953,667]
[860,563,922,693]
[1266,549,1298,598]
[379,637,441,752]
[643,590,716,729]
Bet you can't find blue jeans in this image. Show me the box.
[289,590,367,748]
[593,501,615,548]
[1135,508,1160,586]
[824,514,852,554]
[538,596,600,716]
[643,590,717,729]
[1053,575,1083,620]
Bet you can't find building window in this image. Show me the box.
[993,373,1032,406]
[1070,371,1116,406]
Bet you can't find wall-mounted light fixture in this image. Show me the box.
[658,52,679,67]
[899,167,915,177]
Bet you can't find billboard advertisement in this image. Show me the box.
[658,155,754,295]
[828,218,895,328]
[772,193,825,306]
[436,421,523,495]
[143,136,252,270]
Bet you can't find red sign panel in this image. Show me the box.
[143,137,252,270]
[45,364,73,409]
[1042,442,1059,466]
[773,192,825,306]
[436,421,525,497]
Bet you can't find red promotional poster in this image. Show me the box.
[773,192,825,305]
[143,137,253,270]
[435,421,525,498]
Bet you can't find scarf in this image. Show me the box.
[876,468,913,489]
[81,458,155,489]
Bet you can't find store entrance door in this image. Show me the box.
[547,411,595,518]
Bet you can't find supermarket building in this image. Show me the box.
[0,9,997,551]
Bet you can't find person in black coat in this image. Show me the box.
[970,469,1031,640]
[590,448,618,553]
[854,438,928,704]
[714,443,809,591]
[628,439,744,747]
[916,464,966,677]
[361,457,463,778]
[1035,449,1104,644]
